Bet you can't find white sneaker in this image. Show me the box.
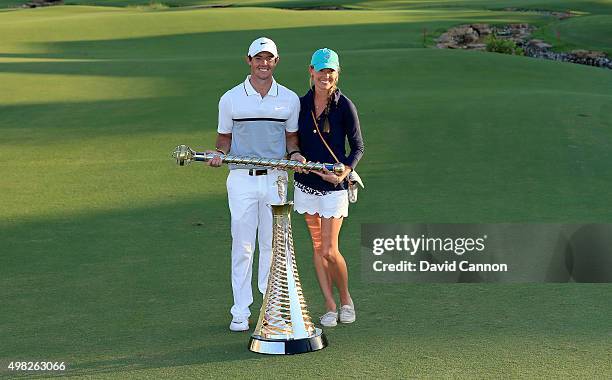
[319,311,338,327]
[339,304,356,324]
[229,317,249,332]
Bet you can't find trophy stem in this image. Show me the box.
[249,202,327,355]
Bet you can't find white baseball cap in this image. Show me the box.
[248,37,278,58]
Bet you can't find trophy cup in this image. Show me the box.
[172,145,332,354]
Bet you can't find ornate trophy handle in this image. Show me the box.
[172,144,345,175]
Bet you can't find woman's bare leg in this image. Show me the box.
[304,213,336,312]
[320,217,352,306]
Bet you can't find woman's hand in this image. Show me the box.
[312,166,351,186]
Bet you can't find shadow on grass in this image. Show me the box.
[0,22,432,64]
[67,341,263,377]
[1,195,319,375]
[0,96,221,141]
[1,166,612,377]
[0,11,548,67]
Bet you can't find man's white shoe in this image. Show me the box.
[320,311,338,327]
[339,304,356,324]
[229,318,249,332]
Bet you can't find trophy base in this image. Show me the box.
[249,328,327,355]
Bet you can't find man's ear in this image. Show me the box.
[245,55,251,65]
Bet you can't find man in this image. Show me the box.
[207,37,305,332]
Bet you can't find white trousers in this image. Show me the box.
[226,169,287,319]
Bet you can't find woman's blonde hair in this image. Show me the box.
[309,66,340,133]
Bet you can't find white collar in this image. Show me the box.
[244,75,278,97]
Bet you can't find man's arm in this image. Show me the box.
[285,131,307,173]
[208,93,232,167]
[285,131,300,158]
[215,133,232,155]
[285,93,306,172]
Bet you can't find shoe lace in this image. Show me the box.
[320,311,337,321]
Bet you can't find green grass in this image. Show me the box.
[4,0,611,55]
[1,2,612,379]
[535,14,612,54]
[4,0,612,13]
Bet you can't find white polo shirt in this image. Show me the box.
[217,76,300,170]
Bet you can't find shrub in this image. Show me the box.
[486,35,524,55]
[128,2,169,11]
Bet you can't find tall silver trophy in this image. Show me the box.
[249,202,327,354]
[173,145,334,354]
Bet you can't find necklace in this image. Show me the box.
[314,97,326,116]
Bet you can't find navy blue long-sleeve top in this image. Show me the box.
[294,88,365,192]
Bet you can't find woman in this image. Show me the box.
[290,48,365,327]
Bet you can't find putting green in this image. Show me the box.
[549,14,612,53]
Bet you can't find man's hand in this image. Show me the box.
[205,150,224,167]
[208,133,231,167]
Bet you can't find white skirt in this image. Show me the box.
[293,183,349,219]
